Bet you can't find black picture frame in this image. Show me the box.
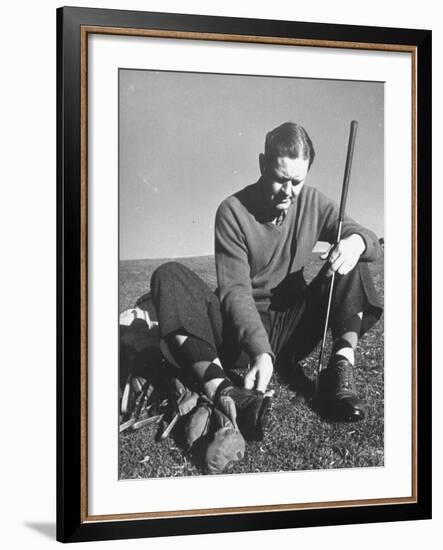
[57,6,432,543]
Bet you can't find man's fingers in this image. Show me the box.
[330,255,346,273]
[256,366,273,392]
[328,259,355,277]
[256,379,269,393]
[337,261,355,275]
[244,368,256,390]
[326,252,345,277]
[255,372,267,393]
[320,245,333,261]
[320,245,332,260]
[245,366,270,392]
[328,249,340,264]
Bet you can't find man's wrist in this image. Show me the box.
[253,352,274,365]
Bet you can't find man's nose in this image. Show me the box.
[282,181,292,195]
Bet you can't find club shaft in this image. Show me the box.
[316,121,358,388]
[317,271,336,375]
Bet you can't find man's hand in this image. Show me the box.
[244,353,273,393]
[320,234,365,277]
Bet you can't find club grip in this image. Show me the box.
[338,120,358,223]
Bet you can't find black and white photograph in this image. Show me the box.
[0,0,436,545]
[118,69,384,479]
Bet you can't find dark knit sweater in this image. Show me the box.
[214,181,381,360]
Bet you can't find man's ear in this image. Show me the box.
[259,153,265,175]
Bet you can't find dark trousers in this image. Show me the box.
[150,261,383,370]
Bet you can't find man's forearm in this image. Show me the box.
[254,352,274,366]
[215,202,275,360]
[222,293,274,359]
[318,190,381,263]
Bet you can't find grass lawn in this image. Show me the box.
[119,253,384,478]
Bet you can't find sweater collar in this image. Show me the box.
[253,178,296,224]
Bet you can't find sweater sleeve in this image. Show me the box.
[317,191,381,262]
[215,201,274,360]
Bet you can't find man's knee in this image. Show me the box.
[151,261,186,292]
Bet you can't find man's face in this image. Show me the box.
[259,154,310,212]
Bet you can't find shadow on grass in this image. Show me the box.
[277,361,318,409]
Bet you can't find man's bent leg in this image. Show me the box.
[273,262,382,420]
[320,312,366,420]
[162,332,232,400]
[318,262,383,421]
[331,312,363,366]
[150,262,271,440]
[150,261,224,350]
[150,262,231,398]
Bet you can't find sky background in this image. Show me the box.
[119,69,383,260]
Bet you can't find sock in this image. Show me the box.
[333,341,355,365]
[167,335,217,365]
[331,312,363,366]
[164,334,231,396]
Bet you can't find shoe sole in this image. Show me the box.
[323,399,366,422]
[343,409,365,422]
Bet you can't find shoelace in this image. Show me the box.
[335,361,355,392]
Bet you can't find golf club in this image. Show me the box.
[315,120,359,393]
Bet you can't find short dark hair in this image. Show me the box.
[264,122,315,168]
